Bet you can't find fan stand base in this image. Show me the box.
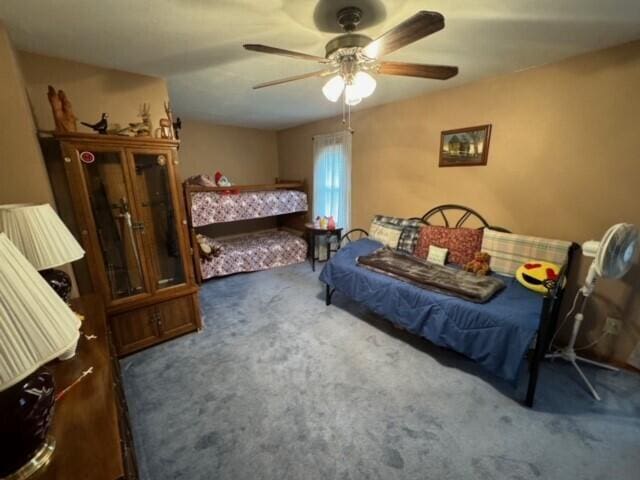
[546,349,618,401]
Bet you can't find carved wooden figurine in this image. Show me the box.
[81,113,109,134]
[139,102,152,137]
[164,101,175,139]
[118,103,152,137]
[155,118,172,139]
[47,85,77,132]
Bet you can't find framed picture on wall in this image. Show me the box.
[439,124,492,167]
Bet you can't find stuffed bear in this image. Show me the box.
[464,251,492,276]
[196,234,222,259]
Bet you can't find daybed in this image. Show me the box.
[320,205,578,407]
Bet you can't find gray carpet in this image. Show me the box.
[121,263,640,480]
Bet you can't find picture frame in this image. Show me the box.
[439,124,492,167]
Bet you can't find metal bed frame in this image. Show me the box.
[324,204,579,408]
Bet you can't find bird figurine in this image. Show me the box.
[81,113,109,134]
[173,116,182,140]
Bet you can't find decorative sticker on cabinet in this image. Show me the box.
[80,151,95,164]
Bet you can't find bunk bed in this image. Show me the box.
[183,180,308,281]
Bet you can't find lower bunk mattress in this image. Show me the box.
[319,238,545,383]
[199,230,307,279]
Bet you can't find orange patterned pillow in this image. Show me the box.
[414,226,483,266]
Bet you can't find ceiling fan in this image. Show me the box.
[243,7,458,106]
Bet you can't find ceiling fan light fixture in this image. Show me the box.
[344,83,362,106]
[322,75,345,102]
[352,71,377,98]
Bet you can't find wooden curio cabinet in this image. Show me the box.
[42,132,202,356]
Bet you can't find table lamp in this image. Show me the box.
[0,204,84,303]
[0,233,81,479]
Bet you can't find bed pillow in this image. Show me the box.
[426,245,448,265]
[370,215,423,252]
[369,221,403,248]
[515,260,561,293]
[397,225,422,253]
[414,225,483,266]
[482,229,572,277]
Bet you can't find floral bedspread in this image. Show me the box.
[191,190,308,226]
[200,230,307,279]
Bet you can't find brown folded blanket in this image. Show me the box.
[357,247,505,303]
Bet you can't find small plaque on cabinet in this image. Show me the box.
[79,151,95,164]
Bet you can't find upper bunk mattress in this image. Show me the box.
[200,230,307,279]
[191,189,308,226]
[319,238,545,383]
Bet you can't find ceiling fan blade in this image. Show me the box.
[377,61,458,80]
[253,70,334,89]
[362,11,445,59]
[244,44,328,63]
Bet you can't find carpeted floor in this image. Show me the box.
[121,263,640,480]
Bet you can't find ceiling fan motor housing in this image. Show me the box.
[325,34,372,59]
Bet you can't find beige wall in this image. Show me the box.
[18,51,170,138]
[178,118,278,183]
[277,40,640,365]
[0,23,52,205]
[17,51,278,195]
[178,118,280,238]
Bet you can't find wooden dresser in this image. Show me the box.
[39,294,137,479]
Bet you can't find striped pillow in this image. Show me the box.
[481,229,573,277]
[370,215,423,253]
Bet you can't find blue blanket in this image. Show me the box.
[319,239,544,383]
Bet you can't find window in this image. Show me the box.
[312,131,352,230]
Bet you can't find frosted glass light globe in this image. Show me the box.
[344,84,362,106]
[322,75,345,102]
[353,71,376,98]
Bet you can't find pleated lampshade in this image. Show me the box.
[0,233,81,391]
[0,204,84,270]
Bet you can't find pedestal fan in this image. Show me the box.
[547,223,638,400]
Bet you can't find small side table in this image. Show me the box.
[305,223,343,272]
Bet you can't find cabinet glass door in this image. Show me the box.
[131,152,186,290]
[80,150,147,299]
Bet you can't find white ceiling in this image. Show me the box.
[1,0,639,130]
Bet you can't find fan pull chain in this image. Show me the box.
[340,92,354,133]
[342,94,346,126]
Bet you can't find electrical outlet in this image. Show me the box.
[603,317,622,336]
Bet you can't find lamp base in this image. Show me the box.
[0,369,55,478]
[1,436,55,480]
[40,268,72,304]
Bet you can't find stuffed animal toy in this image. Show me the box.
[214,171,232,187]
[195,234,222,259]
[464,251,492,276]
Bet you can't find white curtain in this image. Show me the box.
[312,131,352,230]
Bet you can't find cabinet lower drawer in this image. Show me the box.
[110,294,200,356]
